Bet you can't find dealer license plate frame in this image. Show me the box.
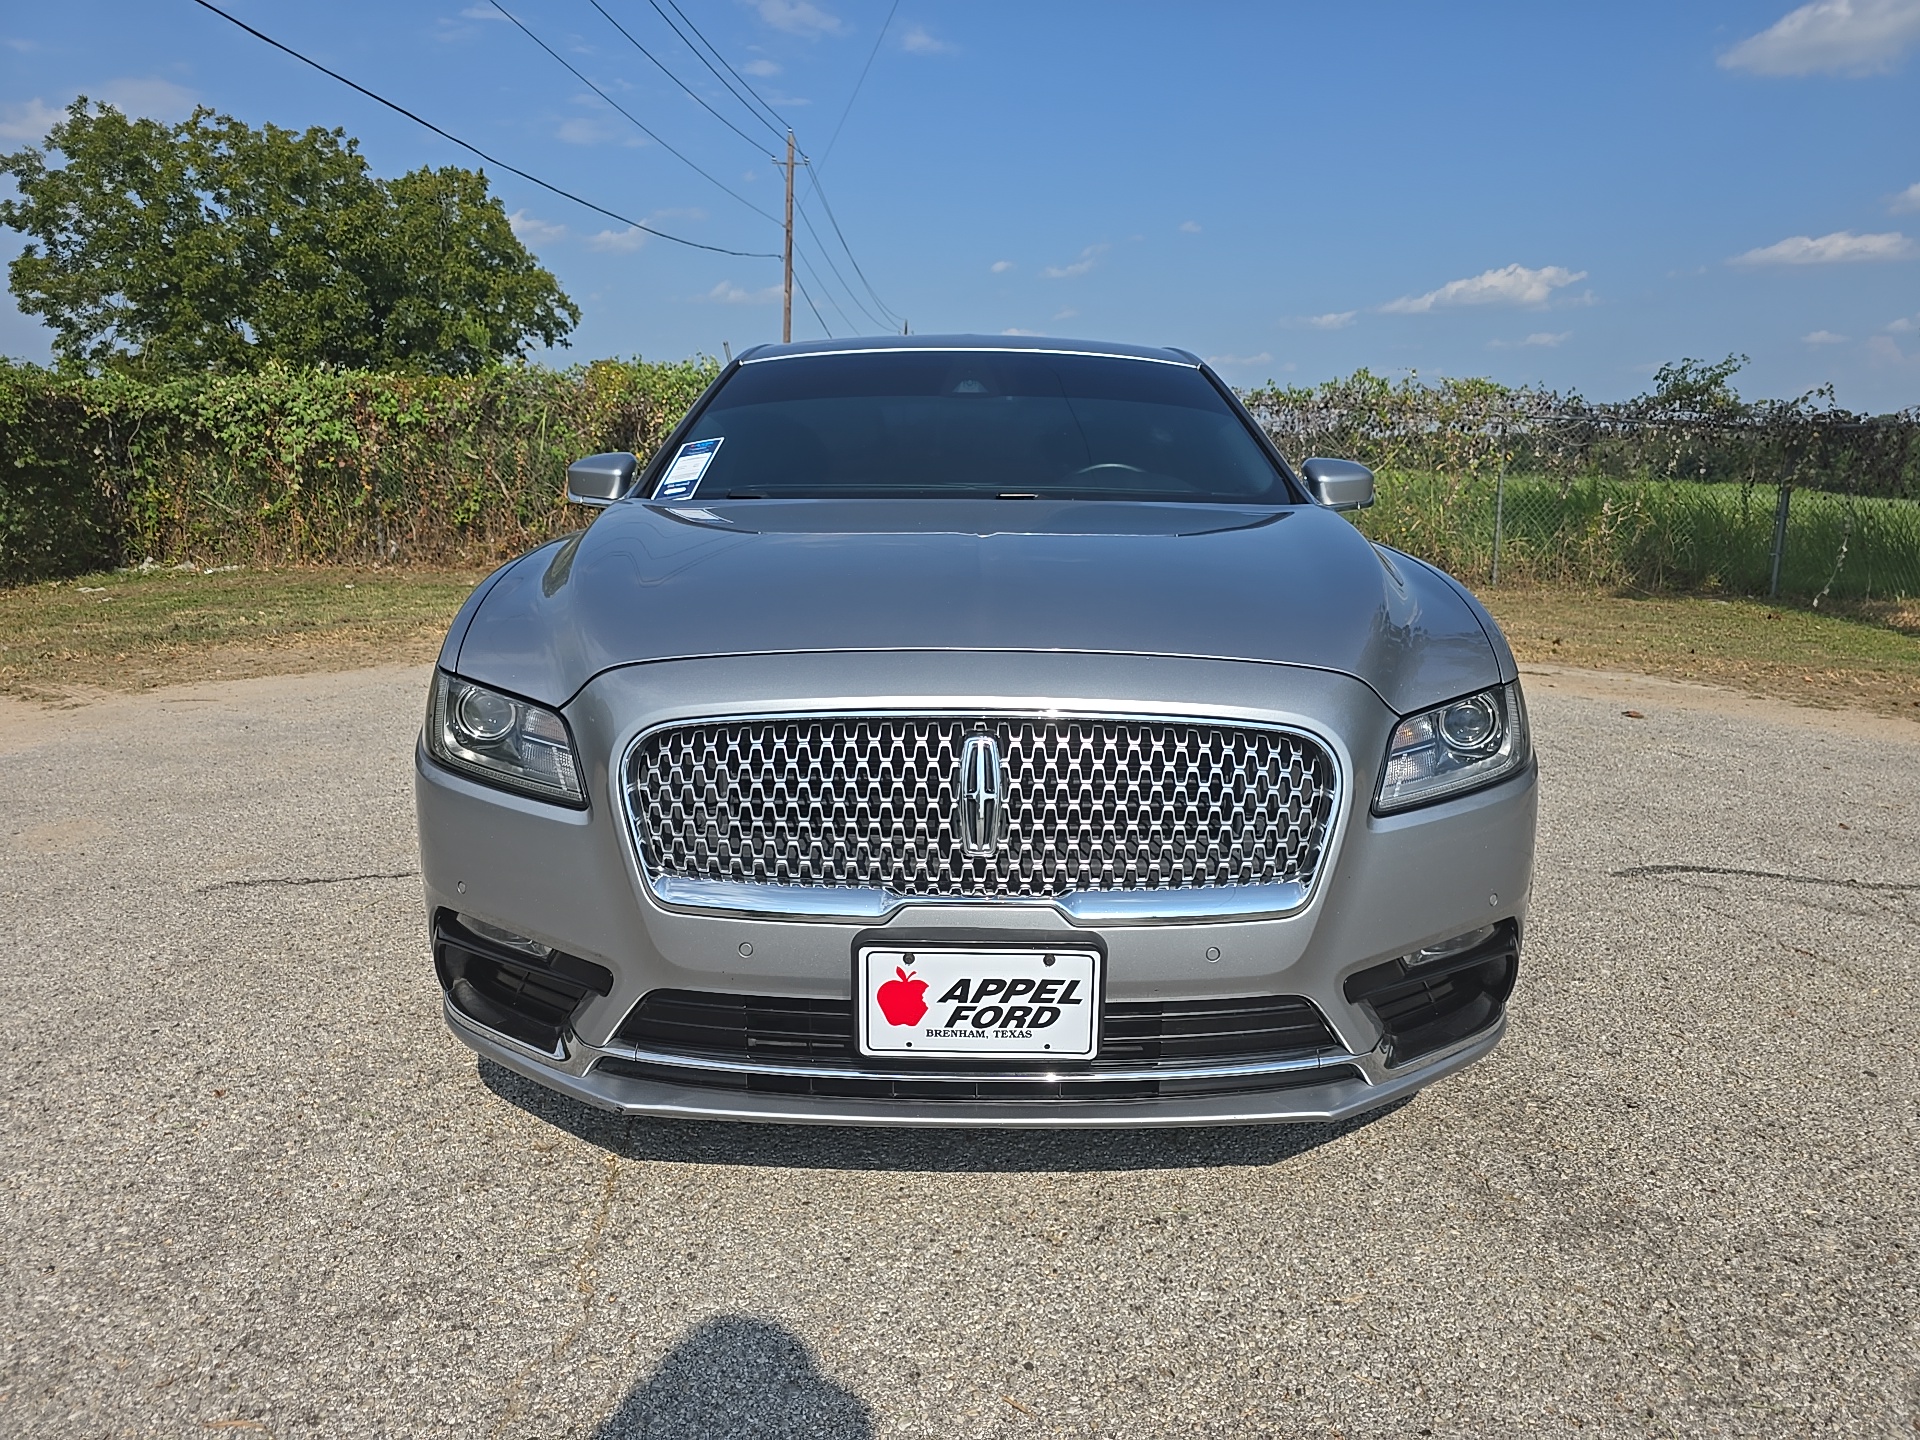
[855,944,1102,1060]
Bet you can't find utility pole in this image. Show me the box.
[781,130,795,344]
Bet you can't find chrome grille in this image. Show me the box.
[625,715,1336,900]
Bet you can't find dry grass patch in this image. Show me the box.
[0,565,488,700]
[1478,587,1920,722]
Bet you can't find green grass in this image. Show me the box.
[1361,471,1920,603]
[0,563,487,698]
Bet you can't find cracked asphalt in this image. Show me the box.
[1,664,1916,1438]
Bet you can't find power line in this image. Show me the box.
[488,1,778,225]
[187,0,779,259]
[641,0,787,142]
[792,245,848,332]
[789,266,833,339]
[794,192,887,330]
[599,0,906,331]
[585,0,770,156]
[820,0,898,167]
[803,166,902,326]
[656,0,792,134]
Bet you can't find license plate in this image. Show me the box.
[857,946,1100,1059]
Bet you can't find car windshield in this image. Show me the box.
[650,350,1294,503]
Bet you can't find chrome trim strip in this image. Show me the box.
[646,876,1314,923]
[740,346,1197,368]
[651,876,894,919]
[593,1040,1367,1085]
[1056,881,1311,922]
[620,708,1345,926]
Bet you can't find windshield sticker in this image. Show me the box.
[653,437,722,501]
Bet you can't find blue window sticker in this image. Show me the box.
[653,437,723,501]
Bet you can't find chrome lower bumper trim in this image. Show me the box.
[593,1037,1367,1084]
[646,875,1312,925]
[443,995,1508,1128]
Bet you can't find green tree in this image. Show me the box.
[1639,354,1751,421]
[0,101,580,375]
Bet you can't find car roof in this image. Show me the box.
[734,334,1203,367]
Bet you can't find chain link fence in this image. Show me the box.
[1243,372,1920,611]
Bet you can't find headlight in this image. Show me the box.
[426,672,586,806]
[1375,681,1529,813]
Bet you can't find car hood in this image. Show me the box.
[448,498,1508,713]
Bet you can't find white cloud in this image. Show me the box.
[1803,329,1850,344]
[93,78,198,122]
[1053,307,1078,321]
[990,260,1015,274]
[1731,229,1916,264]
[750,0,844,38]
[702,280,782,304]
[557,115,620,146]
[1204,351,1273,367]
[1867,334,1909,363]
[458,4,509,17]
[742,58,781,76]
[1888,314,1920,332]
[900,24,954,54]
[1890,181,1920,212]
[1720,0,1920,75]
[1179,220,1202,234]
[1380,264,1587,313]
[1304,311,1356,330]
[1001,328,1042,336]
[588,227,648,253]
[0,97,61,143]
[1492,331,1572,348]
[0,79,198,144]
[508,210,569,245]
[1042,243,1108,279]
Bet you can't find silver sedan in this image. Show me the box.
[415,336,1537,1126]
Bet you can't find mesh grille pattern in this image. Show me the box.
[626,715,1336,899]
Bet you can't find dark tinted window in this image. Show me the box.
[653,351,1292,503]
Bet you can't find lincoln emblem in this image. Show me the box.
[957,734,1009,857]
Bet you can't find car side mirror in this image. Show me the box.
[1300,457,1376,512]
[565,452,639,508]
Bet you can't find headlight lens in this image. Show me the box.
[1375,681,1529,813]
[426,672,586,806]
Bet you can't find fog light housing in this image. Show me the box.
[458,914,552,959]
[1408,924,1497,969]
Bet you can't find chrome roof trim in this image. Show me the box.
[741,347,1196,367]
[735,335,1198,367]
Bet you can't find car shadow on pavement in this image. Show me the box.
[590,1314,873,1439]
[477,1058,1412,1172]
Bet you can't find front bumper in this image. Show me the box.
[445,991,1508,1127]
[416,650,1537,1127]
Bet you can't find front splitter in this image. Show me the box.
[444,996,1505,1129]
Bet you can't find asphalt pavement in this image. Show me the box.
[1,664,1915,1438]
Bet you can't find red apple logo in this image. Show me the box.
[875,966,929,1027]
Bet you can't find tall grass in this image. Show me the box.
[1358,471,1920,602]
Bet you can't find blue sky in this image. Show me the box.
[2,1,1918,408]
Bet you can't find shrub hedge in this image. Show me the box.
[0,358,715,584]
[3,358,1916,602]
